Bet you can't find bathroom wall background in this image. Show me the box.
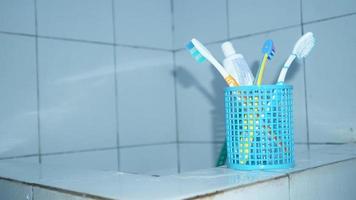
[0,0,355,175]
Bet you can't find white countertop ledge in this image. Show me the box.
[1,144,356,200]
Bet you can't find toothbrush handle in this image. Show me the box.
[256,54,268,85]
[209,57,240,86]
[225,75,239,87]
[277,55,296,83]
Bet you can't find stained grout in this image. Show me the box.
[170,0,181,174]
[0,31,172,52]
[302,11,356,25]
[0,154,39,161]
[0,141,189,161]
[0,30,35,37]
[33,0,42,164]
[225,0,230,39]
[300,0,311,147]
[111,0,121,173]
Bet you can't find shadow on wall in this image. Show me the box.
[174,65,225,163]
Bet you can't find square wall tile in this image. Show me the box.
[228,0,300,38]
[229,27,307,143]
[0,0,35,34]
[179,143,223,173]
[37,0,114,43]
[0,34,38,157]
[0,179,33,200]
[116,47,176,146]
[302,0,356,22]
[114,0,172,49]
[304,16,356,143]
[38,39,117,153]
[120,144,178,176]
[290,159,356,200]
[173,0,228,49]
[212,177,289,200]
[175,43,227,142]
[42,149,118,171]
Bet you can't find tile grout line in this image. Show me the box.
[0,154,39,160]
[300,0,310,147]
[170,0,181,174]
[0,141,187,161]
[0,30,172,52]
[303,11,356,25]
[31,186,34,200]
[34,0,42,164]
[225,0,230,39]
[173,53,181,173]
[41,146,118,156]
[111,0,121,172]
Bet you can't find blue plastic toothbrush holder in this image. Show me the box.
[225,84,294,170]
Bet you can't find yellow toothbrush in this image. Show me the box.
[255,40,275,85]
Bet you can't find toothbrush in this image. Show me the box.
[255,40,275,85]
[277,32,315,84]
[186,38,240,87]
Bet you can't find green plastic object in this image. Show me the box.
[216,142,227,167]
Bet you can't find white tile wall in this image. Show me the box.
[0,0,35,34]
[42,150,118,171]
[179,143,223,172]
[173,0,228,49]
[175,43,226,142]
[114,0,173,49]
[304,15,356,143]
[210,177,289,200]
[116,47,176,146]
[0,34,38,158]
[302,0,356,23]
[290,159,356,200]
[38,38,117,153]
[0,179,33,200]
[119,144,178,175]
[37,0,114,43]
[228,0,301,38]
[0,0,355,175]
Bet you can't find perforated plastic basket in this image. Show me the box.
[225,84,294,170]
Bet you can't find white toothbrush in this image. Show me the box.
[186,38,240,87]
[277,32,315,84]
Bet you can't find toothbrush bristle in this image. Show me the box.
[197,56,206,63]
[186,40,207,63]
[186,41,194,50]
[268,48,276,60]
